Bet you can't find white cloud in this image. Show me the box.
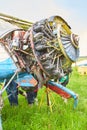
[79,31,87,56]
[0,0,70,22]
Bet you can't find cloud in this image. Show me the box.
[79,31,87,56]
[0,0,70,22]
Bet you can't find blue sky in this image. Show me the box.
[0,0,87,56]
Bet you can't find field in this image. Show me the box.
[1,67,87,130]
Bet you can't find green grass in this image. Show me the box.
[1,68,87,130]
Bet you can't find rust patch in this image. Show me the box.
[29,78,37,86]
[22,80,26,82]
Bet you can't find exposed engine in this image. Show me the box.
[1,16,79,87]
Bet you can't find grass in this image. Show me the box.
[1,67,87,130]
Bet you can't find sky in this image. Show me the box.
[0,0,87,56]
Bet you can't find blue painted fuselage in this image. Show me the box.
[0,57,17,81]
[0,57,37,88]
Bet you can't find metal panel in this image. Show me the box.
[0,19,19,38]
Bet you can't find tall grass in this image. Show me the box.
[1,68,87,130]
